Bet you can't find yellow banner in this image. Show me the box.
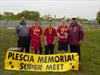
[4,50,79,72]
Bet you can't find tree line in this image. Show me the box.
[0,10,100,25]
[0,10,40,20]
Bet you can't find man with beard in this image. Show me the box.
[15,16,30,53]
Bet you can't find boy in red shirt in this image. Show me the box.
[29,18,42,54]
[44,19,57,54]
[57,18,69,52]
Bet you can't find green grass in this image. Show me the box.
[0,27,100,75]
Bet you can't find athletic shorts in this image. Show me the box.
[58,41,68,51]
[31,38,40,51]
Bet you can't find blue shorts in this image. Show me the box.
[58,41,68,51]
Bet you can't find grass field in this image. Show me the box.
[0,27,100,75]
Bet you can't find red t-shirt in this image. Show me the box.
[57,24,69,42]
[44,27,57,44]
[29,25,42,39]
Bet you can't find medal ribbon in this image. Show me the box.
[49,26,52,35]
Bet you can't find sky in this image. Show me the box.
[0,0,100,20]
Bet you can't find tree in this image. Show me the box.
[4,12,15,20]
[66,18,71,22]
[0,13,4,20]
[30,11,40,19]
[96,11,100,25]
[17,10,40,20]
[0,10,40,20]
[17,10,31,20]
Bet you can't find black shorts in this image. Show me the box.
[45,44,54,54]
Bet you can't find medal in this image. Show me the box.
[74,26,76,32]
[70,26,76,32]
[60,25,68,38]
[34,26,38,35]
[49,26,52,35]
[60,25,65,33]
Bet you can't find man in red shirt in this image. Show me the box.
[29,18,42,54]
[44,19,57,54]
[57,18,69,52]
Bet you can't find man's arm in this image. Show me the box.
[44,29,47,45]
[57,32,64,38]
[53,29,57,44]
[79,25,84,44]
[44,36,47,45]
[15,26,20,40]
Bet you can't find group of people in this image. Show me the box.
[15,16,84,62]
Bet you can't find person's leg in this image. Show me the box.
[24,37,30,53]
[45,45,49,54]
[17,39,21,47]
[70,45,81,61]
[39,45,42,54]
[70,45,81,70]
[20,37,24,52]
[34,50,37,54]
[70,45,76,52]
[50,44,54,54]
[75,45,81,71]
[27,36,31,52]
[33,39,40,54]
[63,42,68,52]
[76,45,81,61]
[58,41,62,53]
[31,39,37,54]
